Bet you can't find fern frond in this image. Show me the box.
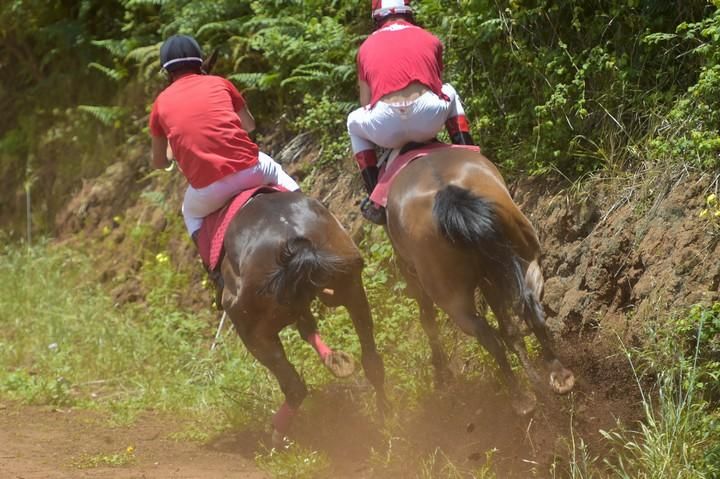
[88,62,126,81]
[227,72,280,90]
[239,16,305,33]
[197,19,247,37]
[77,105,125,127]
[281,62,355,87]
[91,39,129,57]
[125,44,160,65]
[125,0,169,6]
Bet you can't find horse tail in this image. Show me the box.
[261,236,347,306]
[432,185,533,314]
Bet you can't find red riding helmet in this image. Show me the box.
[372,0,413,20]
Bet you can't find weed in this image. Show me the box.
[72,446,136,469]
[699,193,720,236]
[571,303,720,478]
[419,447,498,479]
[254,443,330,479]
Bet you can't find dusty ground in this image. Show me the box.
[0,364,635,479]
[0,402,266,479]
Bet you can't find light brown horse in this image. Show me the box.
[385,147,574,414]
[219,191,386,443]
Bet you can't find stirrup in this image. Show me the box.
[207,269,224,310]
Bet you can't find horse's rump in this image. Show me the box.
[432,184,530,313]
[260,236,350,306]
[370,143,481,207]
[388,148,543,310]
[221,193,363,311]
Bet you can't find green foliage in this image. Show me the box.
[414,1,720,174]
[5,0,720,236]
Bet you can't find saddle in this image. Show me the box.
[370,142,481,207]
[196,184,288,272]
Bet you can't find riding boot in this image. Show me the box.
[191,231,224,310]
[355,150,387,225]
[450,131,475,146]
[446,115,475,146]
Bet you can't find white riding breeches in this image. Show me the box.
[347,83,466,153]
[182,151,300,235]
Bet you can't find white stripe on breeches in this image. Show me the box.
[347,83,466,153]
[182,151,300,235]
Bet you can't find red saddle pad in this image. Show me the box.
[196,185,288,271]
[369,143,481,207]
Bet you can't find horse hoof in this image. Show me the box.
[271,429,290,449]
[549,361,575,394]
[324,351,355,378]
[511,392,536,417]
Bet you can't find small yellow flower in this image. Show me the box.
[155,253,169,264]
[102,225,111,236]
[126,445,135,454]
[714,210,720,218]
[707,193,717,207]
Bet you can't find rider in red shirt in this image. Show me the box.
[347,0,474,224]
[149,35,299,240]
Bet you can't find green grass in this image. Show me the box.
[71,447,137,469]
[255,442,330,479]
[0,240,277,427]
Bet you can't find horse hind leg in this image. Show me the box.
[480,283,543,388]
[240,329,308,445]
[417,292,453,388]
[445,299,536,416]
[333,270,388,418]
[522,290,575,394]
[297,307,355,378]
[398,258,452,388]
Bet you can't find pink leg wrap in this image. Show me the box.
[307,332,332,361]
[271,401,297,434]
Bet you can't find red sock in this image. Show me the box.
[271,401,297,434]
[445,114,470,137]
[307,332,332,361]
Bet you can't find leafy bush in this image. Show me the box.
[5,1,720,237]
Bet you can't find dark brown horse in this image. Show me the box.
[385,147,574,414]
[219,191,386,443]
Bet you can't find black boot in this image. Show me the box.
[355,149,387,225]
[361,165,379,194]
[451,131,475,146]
[360,197,387,225]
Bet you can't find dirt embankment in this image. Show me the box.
[56,137,720,331]
[513,169,719,363]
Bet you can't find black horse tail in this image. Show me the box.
[432,185,530,313]
[261,236,346,306]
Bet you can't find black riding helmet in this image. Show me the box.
[160,34,203,72]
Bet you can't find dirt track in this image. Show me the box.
[0,354,640,479]
[0,403,266,479]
